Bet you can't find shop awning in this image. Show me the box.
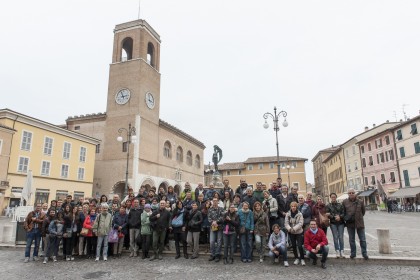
[357,189,377,197]
[388,186,420,198]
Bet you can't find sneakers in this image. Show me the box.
[130,252,134,257]
[284,261,289,267]
[363,255,369,260]
[32,256,39,261]
[95,257,99,261]
[66,256,71,261]
[301,259,306,266]
[259,257,264,263]
[336,250,340,259]
[293,258,300,265]
[43,257,47,264]
[24,257,30,263]
[274,258,279,263]
[340,250,345,258]
[321,262,327,269]
[70,256,74,261]
[52,256,57,262]
[104,256,107,261]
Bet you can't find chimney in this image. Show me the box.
[386,120,389,123]
[373,124,376,127]
[364,126,369,131]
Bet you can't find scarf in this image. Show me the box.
[291,211,297,218]
[89,213,97,222]
[241,208,250,214]
[310,228,318,235]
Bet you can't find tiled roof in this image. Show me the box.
[244,156,307,164]
[218,162,245,170]
[66,113,107,121]
[159,119,206,149]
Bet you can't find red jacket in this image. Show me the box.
[304,227,328,251]
[83,215,97,237]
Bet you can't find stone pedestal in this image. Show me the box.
[212,172,223,188]
[377,228,392,254]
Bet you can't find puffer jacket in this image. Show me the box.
[238,209,254,231]
[112,212,128,235]
[140,211,152,235]
[284,210,303,234]
[326,201,345,225]
[342,198,365,228]
[263,195,278,218]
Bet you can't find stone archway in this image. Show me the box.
[112,181,126,198]
[174,184,181,196]
[140,177,155,193]
[158,181,169,193]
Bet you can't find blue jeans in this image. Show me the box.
[330,223,345,251]
[240,229,253,260]
[223,233,235,259]
[96,235,109,258]
[25,228,41,258]
[268,245,287,261]
[347,227,367,257]
[306,245,329,263]
[209,229,223,257]
[254,234,267,258]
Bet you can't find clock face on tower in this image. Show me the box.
[115,88,131,105]
[145,92,155,109]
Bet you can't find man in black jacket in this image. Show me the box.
[150,200,171,260]
[128,199,142,257]
[186,202,203,259]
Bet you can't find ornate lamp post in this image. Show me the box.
[282,163,295,187]
[117,123,137,197]
[263,107,288,178]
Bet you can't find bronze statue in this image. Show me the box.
[212,145,223,172]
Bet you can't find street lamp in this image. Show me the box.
[263,107,288,178]
[117,123,137,197]
[282,163,295,187]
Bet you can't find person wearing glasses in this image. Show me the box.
[342,188,368,260]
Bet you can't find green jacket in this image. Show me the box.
[93,212,112,237]
[253,190,264,203]
[141,212,152,235]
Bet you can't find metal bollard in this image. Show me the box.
[377,229,392,254]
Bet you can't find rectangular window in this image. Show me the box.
[354,161,358,170]
[61,164,69,178]
[74,125,80,131]
[0,139,3,155]
[269,162,274,169]
[352,146,356,155]
[371,176,376,185]
[368,143,372,151]
[390,172,395,182]
[418,167,420,177]
[247,164,253,171]
[293,182,299,190]
[380,173,385,183]
[369,156,373,166]
[43,137,53,155]
[375,140,378,149]
[364,177,368,186]
[349,179,354,186]
[380,153,385,163]
[79,146,87,162]
[356,177,361,186]
[34,189,50,204]
[362,158,366,168]
[18,157,29,173]
[56,190,68,201]
[360,145,365,154]
[226,170,231,176]
[63,142,71,159]
[385,135,390,145]
[238,170,242,175]
[411,123,418,135]
[378,139,382,148]
[396,129,403,140]
[403,170,410,187]
[281,162,286,168]
[291,161,297,168]
[389,150,395,161]
[346,149,349,158]
[385,152,389,162]
[73,191,84,202]
[41,161,50,176]
[78,167,85,180]
[376,154,380,164]
[21,131,32,151]
[400,147,406,158]
[95,144,100,154]
[347,164,351,172]
[258,163,263,170]
[414,142,420,154]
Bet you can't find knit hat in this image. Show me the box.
[144,204,151,209]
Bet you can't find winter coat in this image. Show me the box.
[170,207,187,231]
[92,212,112,237]
[326,202,345,225]
[268,230,286,250]
[222,211,239,234]
[304,228,328,251]
[180,189,195,201]
[253,190,265,203]
[24,211,45,232]
[253,210,269,236]
[298,203,312,225]
[242,195,257,210]
[238,209,254,231]
[207,206,224,225]
[167,193,178,205]
[342,198,365,229]
[195,188,207,200]
[140,211,153,235]
[263,195,278,218]
[187,209,203,232]
[276,193,290,217]
[285,210,304,234]
[48,219,64,237]
[150,208,171,231]
[312,202,328,229]
[83,215,97,237]
[128,207,142,229]
[112,212,128,235]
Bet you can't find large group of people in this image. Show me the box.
[23,178,369,269]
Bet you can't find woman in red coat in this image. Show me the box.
[83,208,97,259]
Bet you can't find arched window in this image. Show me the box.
[186,151,192,166]
[121,37,133,61]
[147,42,155,67]
[195,154,201,168]
[176,146,183,162]
[163,141,172,159]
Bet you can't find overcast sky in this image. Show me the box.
[1,0,419,183]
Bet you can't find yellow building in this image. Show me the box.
[323,147,347,202]
[0,109,99,211]
[210,156,308,195]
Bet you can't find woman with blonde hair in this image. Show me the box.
[285,201,305,266]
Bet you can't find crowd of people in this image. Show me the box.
[22,178,369,269]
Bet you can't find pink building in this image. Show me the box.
[357,127,400,203]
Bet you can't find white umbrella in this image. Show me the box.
[21,170,33,206]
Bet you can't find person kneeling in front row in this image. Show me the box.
[268,224,289,267]
[304,219,329,269]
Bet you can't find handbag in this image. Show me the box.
[171,213,184,227]
[108,229,119,243]
[318,212,330,227]
[80,227,89,236]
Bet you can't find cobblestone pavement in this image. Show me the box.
[0,248,419,280]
